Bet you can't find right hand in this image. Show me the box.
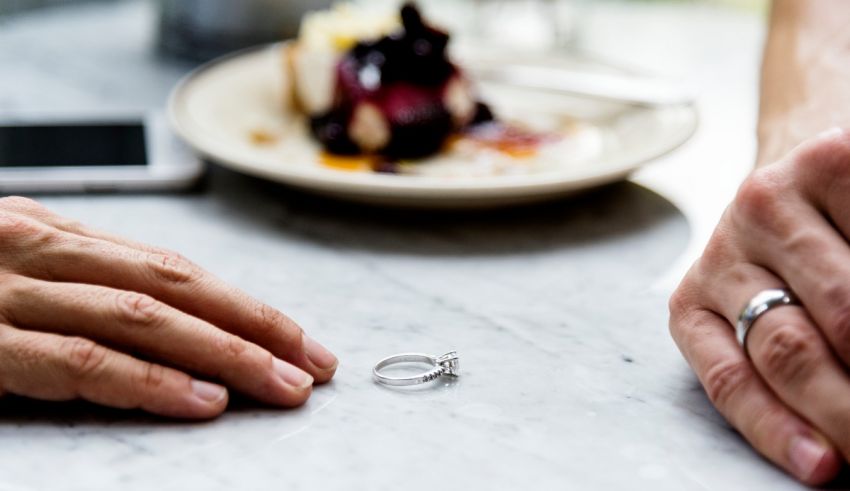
[669,128,850,485]
[0,197,338,419]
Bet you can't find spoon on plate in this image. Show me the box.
[470,64,695,107]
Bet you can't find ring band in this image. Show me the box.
[373,351,459,386]
[736,288,800,355]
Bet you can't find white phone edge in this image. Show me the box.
[0,112,204,193]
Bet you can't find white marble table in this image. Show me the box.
[0,1,833,490]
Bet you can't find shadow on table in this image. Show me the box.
[0,395,163,425]
[202,165,690,258]
[0,391,312,425]
[0,167,689,423]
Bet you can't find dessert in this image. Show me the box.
[287,3,492,160]
[276,2,601,177]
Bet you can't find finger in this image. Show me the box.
[1,277,315,408]
[0,324,228,419]
[9,231,338,382]
[697,259,850,471]
[748,306,850,465]
[0,196,163,254]
[787,129,850,360]
[669,302,841,485]
[731,161,850,368]
[697,259,785,329]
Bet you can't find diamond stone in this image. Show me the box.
[437,351,459,377]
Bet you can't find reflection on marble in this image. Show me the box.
[0,1,836,490]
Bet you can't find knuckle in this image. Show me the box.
[254,303,284,334]
[757,323,820,385]
[252,303,301,343]
[668,283,694,327]
[148,252,200,285]
[820,283,850,351]
[795,129,850,175]
[0,196,45,215]
[668,305,716,357]
[0,213,55,247]
[667,268,711,341]
[734,170,784,224]
[0,272,28,296]
[213,333,249,361]
[731,169,802,242]
[62,337,108,379]
[703,359,752,412]
[790,130,850,203]
[137,363,166,391]
[116,291,163,327]
[0,274,32,322]
[54,216,86,233]
[777,226,828,261]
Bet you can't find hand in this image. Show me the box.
[0,197,338,419]
[668,128,850,485]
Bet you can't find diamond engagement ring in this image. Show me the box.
[372,351,460,386]
[736,288,800,356]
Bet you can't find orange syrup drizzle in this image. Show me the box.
[319,152,377,172]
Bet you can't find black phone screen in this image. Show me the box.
[0,123,148,167]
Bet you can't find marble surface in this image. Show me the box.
[0,1,830,490]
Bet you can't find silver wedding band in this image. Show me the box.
[373,351,460,386]
[736,288,800,356]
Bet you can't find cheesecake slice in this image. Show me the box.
[287,3,490,159]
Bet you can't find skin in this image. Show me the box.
[0,196,338,419]
[670,0,850,485]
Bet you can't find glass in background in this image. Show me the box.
[467,0,579,52]
[0,0,82,15]
[154,0,579,61]
[157,0,332,61]
[355,0,580,53]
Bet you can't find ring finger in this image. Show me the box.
[704,260,850,461]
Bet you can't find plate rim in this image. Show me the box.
[167,43,699,199]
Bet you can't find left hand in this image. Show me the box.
[0,196,338,419]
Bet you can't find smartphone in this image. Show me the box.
[0,113,203,193]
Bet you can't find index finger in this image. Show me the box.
[30,234,338,382]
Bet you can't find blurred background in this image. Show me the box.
[0,0,770,254]
[2,0,768,61]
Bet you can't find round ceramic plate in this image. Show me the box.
[168,44,697,208]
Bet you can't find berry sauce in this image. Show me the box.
[310,3,493,160]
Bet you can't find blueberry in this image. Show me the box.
[310,111,360,155]
[469,102,495,126]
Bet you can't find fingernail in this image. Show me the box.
[274,358,314,389]
[789,436,828,481]
[191,380,227,403]
[303,333,338,370]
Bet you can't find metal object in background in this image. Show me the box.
[157,0,331,61]
[470,0,579,51]
[0,0,81,16]
[471,63,695,107]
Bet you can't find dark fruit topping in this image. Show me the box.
[470,102,495,126]
[310,111,359,155]
[309,2,492,161]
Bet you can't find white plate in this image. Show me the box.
[168,44,697,208]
